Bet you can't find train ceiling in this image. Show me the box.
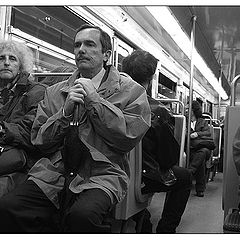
[122,6,229,99]
[170,6,240,96]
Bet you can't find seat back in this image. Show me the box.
[212,124,222,160]
[114,141,152,220]
[156,98,186,167]
[222,106,240,218]
[222,74,240,218]
[174,114,186,167]
[113,112,187,221]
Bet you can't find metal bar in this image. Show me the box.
[202,113,213,126]
[212,119,221,126]
[157,98,185,115]
[218,26,224,119]
[230,74,240,106]
[32,72,73,77]
[186,15,197,168]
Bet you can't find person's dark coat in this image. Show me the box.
[191,117,211,137]
[0,72,47,168]
[142,96,180,182]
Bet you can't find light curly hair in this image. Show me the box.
[0,40,34,73]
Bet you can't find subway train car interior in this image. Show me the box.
[1,5,240,234]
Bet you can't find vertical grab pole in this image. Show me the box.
[186,15,197,168]
[218,67,223,119]
[218,27,224,119]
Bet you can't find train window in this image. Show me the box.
[33,49,76,74]
[11,33,76,75]
[206,100,213,114]
[113,37,134,71]
[9,6,84,74]
[11,6,87,54]
[158,72,177,98]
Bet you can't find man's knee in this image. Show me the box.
[172,166,192,186]
[70,204,97,222]
[65,204,103,232]
[64,190,111,232]
[0,193,19,232]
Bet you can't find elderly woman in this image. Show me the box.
[0,40,46,197]
[187,100,211,197]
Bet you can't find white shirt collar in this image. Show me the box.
[91,68,106,90]
[191,120,196,130]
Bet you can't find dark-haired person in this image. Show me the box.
[186,100,211,197]
[0,24,150,233]
[122,49,192,233]
[0,40,46,197]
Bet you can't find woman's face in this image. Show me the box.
[0,50,21,82]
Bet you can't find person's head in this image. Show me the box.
[41,65,76,86]
[121,49,158,91]
[0,40,33,85]
[191,100,202,119]
[185,100,202,120]
[74,24,112,78]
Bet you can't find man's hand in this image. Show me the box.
[74,78,95,95]
[63,78,88,116]
[190,132,198,139]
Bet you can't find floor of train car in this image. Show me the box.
[148,171,224,233]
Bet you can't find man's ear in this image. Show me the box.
[103,50,112,62]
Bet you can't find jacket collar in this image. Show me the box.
[7,72,30,94]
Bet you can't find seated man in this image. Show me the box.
[121,49,192,233]
[0,24,151,233]
[186,101,212,197]
[0,40,46,197]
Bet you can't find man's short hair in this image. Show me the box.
[75,24,112,53]
[121,49,158,85]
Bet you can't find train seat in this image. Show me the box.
[103,141,153,233]
[223,208,240,233]
[173,114,186,167]
[209,122,222,181]
[105,113,187,233]
[222,105,240,219]
[201,114,216,182]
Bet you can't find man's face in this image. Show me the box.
[0,50,20,82]
[74,28,109,78]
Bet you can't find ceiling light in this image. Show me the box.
[146,6,228,100]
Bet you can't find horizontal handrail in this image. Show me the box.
[202,113,213,126]
[156,98,184,114]
[32,72,73,77]
[212,118,221,126]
